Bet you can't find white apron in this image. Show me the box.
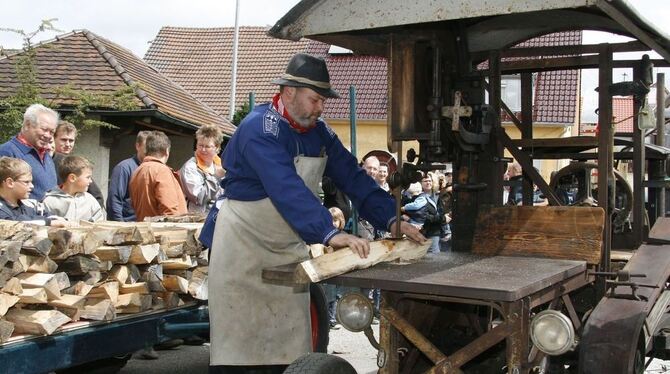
[209,152,327,366]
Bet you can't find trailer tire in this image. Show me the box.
[284,353,357,374]
[56,354,132,374]
[310,283,330,353]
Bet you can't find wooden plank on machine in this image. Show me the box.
[5,308,71,335]
[286,239,431,284]
[471,206,605,264]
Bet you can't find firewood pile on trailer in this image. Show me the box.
[0,218,207,343]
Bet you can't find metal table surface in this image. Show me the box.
[321,252,587,302]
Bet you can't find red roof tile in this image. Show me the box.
[144,27,308,117]
[0,30,234,135]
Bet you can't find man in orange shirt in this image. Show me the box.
[129,131,187,221]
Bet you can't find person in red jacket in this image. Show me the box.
[129,131,187,221]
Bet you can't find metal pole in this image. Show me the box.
[228,0,240,120]
[656,73,666,216]
[249,92,255,111]
[350,85,358,236]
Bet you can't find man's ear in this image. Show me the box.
[69,173,77,182]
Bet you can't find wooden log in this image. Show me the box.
[93,245,132,264]
[188,267,207,300]
[139,264,165,292]
[163,243,185,258]
[18,254,57,273]
[196,249,209,267]
[160,255,196,270]
[18,287,48,304]
[0,319,14,343]
[163,269,192,279]
[98,260,113,272]
[109,264,141,284]
[0,261,25,287]
[153,227,200,255]
[162,275,188,294]
[471,206,605,264]
[102,226,144,246]
[159,291,184,309]
[0,220,26,239]
[62,281,93,296]
[49,294,86,310]
[288,239,430,284]
[1,277,22,295]
[119,282,149,294]
[0,241,22,267]
[81,298,115,321]
[48,227,103,259]
[128,243,160,265]
[52,272,70,291]
[83,221,155,244]
[20,236,53,257]
[5,308,70,335]
[69,271,103,286]
[55,306,81,322]
[57,255,100,276]
[88,282,119,304]
[0,292,20,316]
[15,273,61,300]
[115,293,152,313]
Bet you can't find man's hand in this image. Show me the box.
[389,220,427,243]
[327,232,370,259]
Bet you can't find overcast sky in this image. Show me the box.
[1,0,668,122]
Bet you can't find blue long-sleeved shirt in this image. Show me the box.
[222,103,396,245]
[0,137,57,200]
[106,156,140,221]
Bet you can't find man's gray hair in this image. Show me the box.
[23,104,59,128]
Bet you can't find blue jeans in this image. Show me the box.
[428,236,440,253]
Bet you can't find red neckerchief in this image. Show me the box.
[272,93,315,134]
[17,133,47,161]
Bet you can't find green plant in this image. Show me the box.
[232,102,251,126]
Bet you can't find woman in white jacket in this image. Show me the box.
[179,125,225,214]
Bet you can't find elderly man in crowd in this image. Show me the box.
[106,131,150,221]
[0,104,58,200]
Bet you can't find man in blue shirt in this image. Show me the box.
[106,131,150,221]
[208,53,425,374]
[0,104,58,200]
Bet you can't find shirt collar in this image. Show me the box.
[272,93,316,134]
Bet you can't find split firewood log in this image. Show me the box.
[0,319,14,343]
[5,308,70,335]
[0,292,20,316]
[80,298,115,321]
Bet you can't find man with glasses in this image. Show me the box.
[0,104,58,200]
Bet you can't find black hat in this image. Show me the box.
[271,53,340,98]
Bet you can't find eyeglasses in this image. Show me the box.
[196,144,216,150]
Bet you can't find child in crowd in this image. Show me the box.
[43,155,105,222]
[0,157,67,226]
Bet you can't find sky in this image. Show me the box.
[0,0,669,123]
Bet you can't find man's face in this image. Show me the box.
[284,87,326,128]
[55,130,76,154]
[363,158,380,179]
[378,165,388,183]
[136,141,146,161]
[23,112,57,149]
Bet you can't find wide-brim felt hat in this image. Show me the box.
[271,53,340,98]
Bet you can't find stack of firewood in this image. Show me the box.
[0,219,208,343]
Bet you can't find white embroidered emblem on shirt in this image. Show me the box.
[323,122,336,138]
[263,112,280,138]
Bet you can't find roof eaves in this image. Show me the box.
[82,30,156,109]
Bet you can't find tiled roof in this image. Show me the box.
[144,26,308,117]
[523,31,582,124]
[0,30,234,135]
[612,96,634,132]
[494,31,582,125]
[306,41,387,120]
